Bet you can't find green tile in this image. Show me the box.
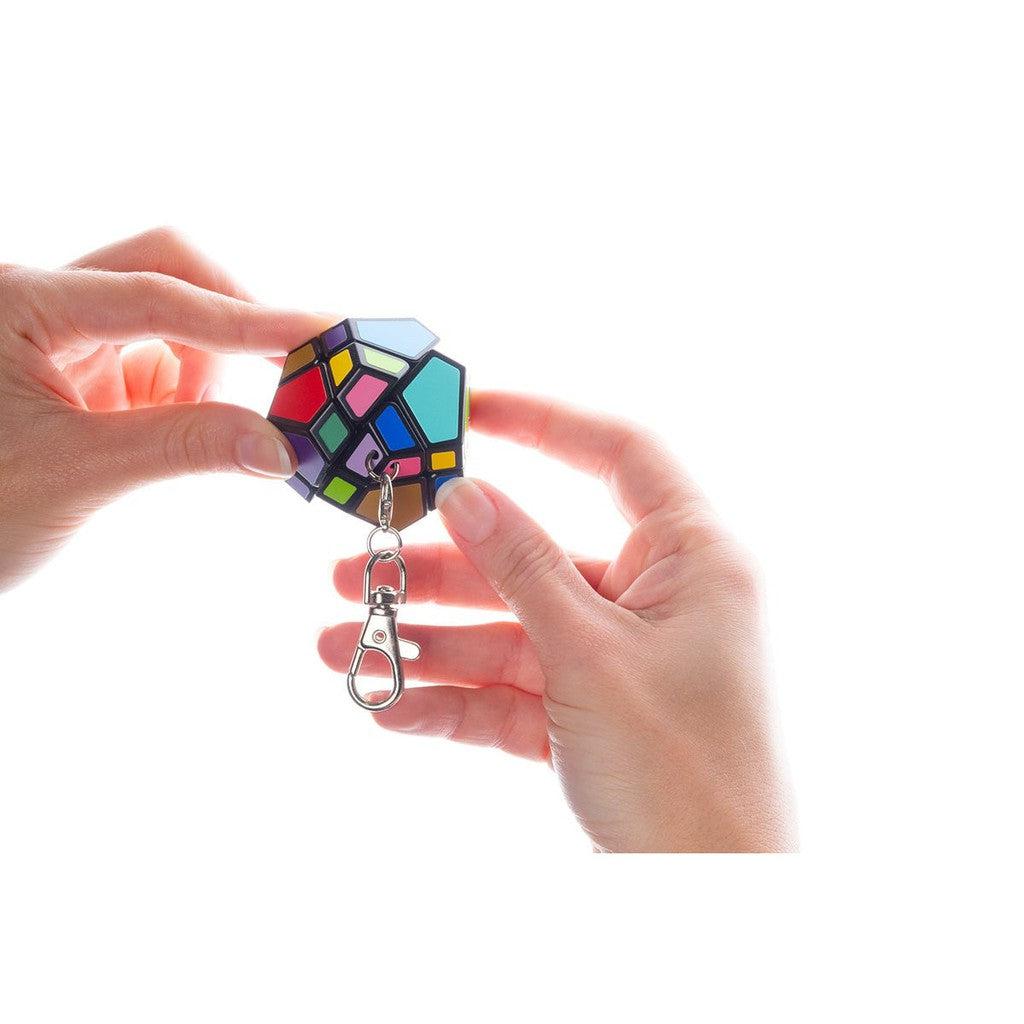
[324,477,356,505]
[360,345,408,377]
[316,410,349,453]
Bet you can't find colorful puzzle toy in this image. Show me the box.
[266,319,467,530]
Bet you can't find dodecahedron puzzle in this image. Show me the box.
[266,319,467,530]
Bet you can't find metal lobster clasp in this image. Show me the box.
[346,552,421,712]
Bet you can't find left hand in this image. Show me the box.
[0,226,332,591]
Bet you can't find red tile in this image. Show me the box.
[269,366,327,423]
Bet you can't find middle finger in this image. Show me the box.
[317,620,544,694]
[332,543,611,609]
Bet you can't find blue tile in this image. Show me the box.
[374,405,416,451]
[433,473,459,500]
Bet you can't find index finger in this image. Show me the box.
[468,390,705,525]
[65,227,310,374]
[12,266,335,358]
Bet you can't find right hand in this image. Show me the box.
[321,392,796,852]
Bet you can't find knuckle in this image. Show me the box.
[490,688,522,751]
[142,225,188,251]
[444,690,471,742]
[496,624,529,689]
[141,226,244,301]
[498,530,562,607]
[706,540,763,602]
[138,226,192,272]
[133,268,178,293]
[163,411,224,476]
[637,503,719,558]
[599,420,646,481]
[131,270,185,333]
[676,507,725,554]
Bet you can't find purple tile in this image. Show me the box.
[345,432,385,478]
[285,432,325,485]
[321,322,349,351]
[287,475,313,500]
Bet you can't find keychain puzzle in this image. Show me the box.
[266,318,467,711]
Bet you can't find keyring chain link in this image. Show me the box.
[366,452,397,530]
[345,451,419,711]
[366,527,403,558]
[365,452,403,556]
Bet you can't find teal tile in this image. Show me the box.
[402,356,462,443]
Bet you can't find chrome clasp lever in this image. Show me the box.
[346,552,420,712]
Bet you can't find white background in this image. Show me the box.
[1,1,1021,1020]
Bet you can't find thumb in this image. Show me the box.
[75,402,296,499]
[435,478,603,663]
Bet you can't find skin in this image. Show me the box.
[0,227,335,590]
[322,397,797,852]
[1,228,795,852]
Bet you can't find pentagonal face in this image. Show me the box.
[349,318,437,360]
[267,319,466,528]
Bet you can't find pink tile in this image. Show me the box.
[344,374,388,417]
[393,456,422,478]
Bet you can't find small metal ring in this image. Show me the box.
[367,526,403,558]
[365,452,399,482]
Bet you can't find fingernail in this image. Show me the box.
[435,477,497,544]
[236,432,295,478]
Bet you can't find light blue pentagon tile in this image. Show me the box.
[402,356,462,443]
[351,318,438,360]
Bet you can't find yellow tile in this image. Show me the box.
[281,342,315,379]
[431,450,456,470]
[330,348,354,387]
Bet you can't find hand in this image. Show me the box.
[321,393,796,852]
[0,227,331,591]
